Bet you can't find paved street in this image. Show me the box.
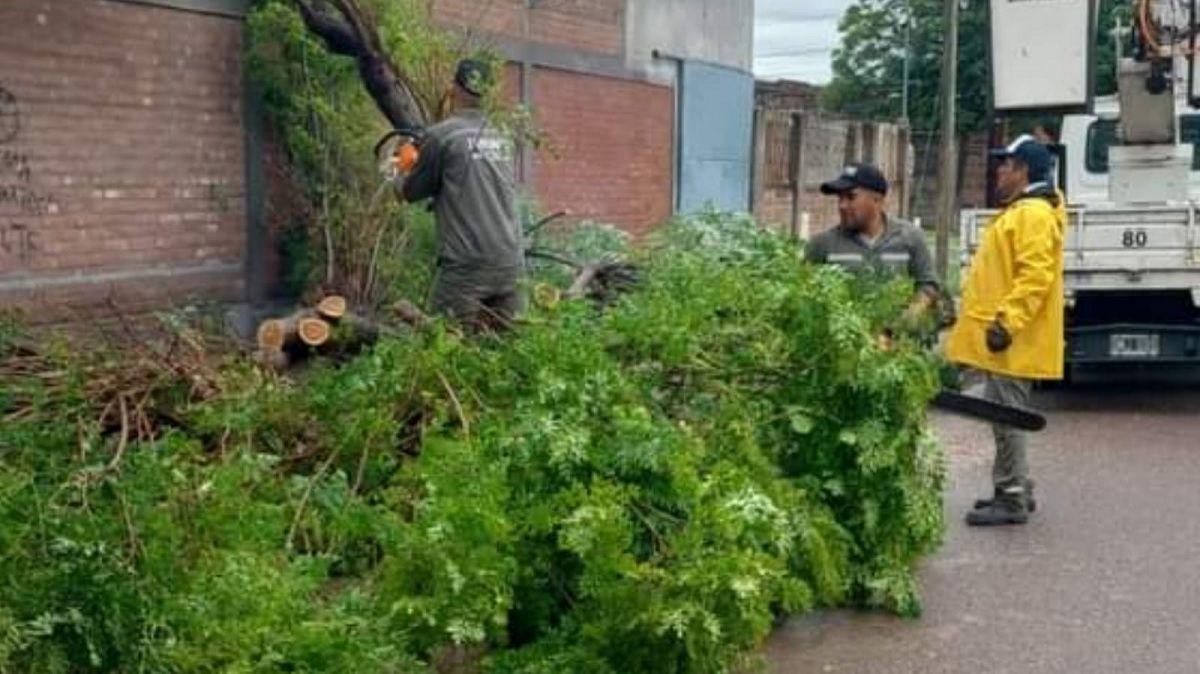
[768,378,1200,674]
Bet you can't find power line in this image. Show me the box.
[754,9,846,24]
[754,47,836,58]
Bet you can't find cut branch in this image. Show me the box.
[316,295,348,321]
[293,0,428,130]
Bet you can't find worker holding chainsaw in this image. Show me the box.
[394,58,524,331]
[947,134,1066,527]
[807,162,944,338]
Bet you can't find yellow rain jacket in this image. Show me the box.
[946,187,1067,380]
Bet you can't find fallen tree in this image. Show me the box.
[0,213,946,673]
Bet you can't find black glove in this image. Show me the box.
[985,320,1012,353]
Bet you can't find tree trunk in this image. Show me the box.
[293,0,428,131]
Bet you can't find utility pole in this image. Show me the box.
[901,6,911,125]
[898,0,912,218]
[934,0,959,281]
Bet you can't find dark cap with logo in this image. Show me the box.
[990,134,1052,183]
[819,163,889,196]
[454,58,491,97]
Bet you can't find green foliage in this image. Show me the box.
[246,1,381,195]
[1093,1,1133,97]
[825,0,1129,133]
[0,213,946,672]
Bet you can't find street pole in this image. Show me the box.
[901,7,911,125]
[934,0,959,281]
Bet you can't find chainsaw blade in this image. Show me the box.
[930,390,1047,432]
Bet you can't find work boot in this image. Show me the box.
[966,490,1028,527]
[973,478,1037,512]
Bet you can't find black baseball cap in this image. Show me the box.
[454,58,491,97]
[990,134,1052,183]
[819,162,889,196]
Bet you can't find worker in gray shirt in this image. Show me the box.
[397,59,524,331]
[805,163,942,330]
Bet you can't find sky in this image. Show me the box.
[753,0,853,85]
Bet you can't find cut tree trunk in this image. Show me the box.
[251,297,428,371]
[316,295,348,322]
[256,311,332,352]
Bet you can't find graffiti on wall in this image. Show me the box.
[0,86,18,144]
[0,84,56,269]
[0,222,37,264]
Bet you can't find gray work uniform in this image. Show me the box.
[985,373,1032,494]
[804,216,941,297]
[402,109,524,328]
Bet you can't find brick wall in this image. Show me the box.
[431,0,523,39]
[0,0,245,322]
[530,67,672,239]
[530,1,622,55]
[432,0,623,55]
[432,1,674,236]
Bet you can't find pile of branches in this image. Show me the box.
[1,316,229,452]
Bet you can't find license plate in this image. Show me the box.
[1109,333,1160,358]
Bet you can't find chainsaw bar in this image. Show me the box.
[930,390,1047,432]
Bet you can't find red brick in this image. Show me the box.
[0,0,245,320]
[531,67,672,238]
[432,0,622,56]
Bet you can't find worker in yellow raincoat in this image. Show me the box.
[946,134,1066,527]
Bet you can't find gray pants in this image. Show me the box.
[430,266,523,332]
[983,373,1033,491]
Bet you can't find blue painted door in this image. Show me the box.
[677,60,754,213]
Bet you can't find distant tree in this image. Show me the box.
[824,0,1131,132]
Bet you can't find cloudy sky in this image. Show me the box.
[754,0,853,84]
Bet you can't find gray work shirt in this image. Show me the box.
[804,216,940,295]
[402,109,523,272]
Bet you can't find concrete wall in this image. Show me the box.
[753,111,913,237]
[0,0,249,322]
[756,79,823,111]
[625,0,754,82]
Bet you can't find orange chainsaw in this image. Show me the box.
[374,128,423,180]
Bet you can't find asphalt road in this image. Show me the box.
[767,377,1200,674]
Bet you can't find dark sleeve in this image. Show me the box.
[401,132,443,202]
[907,228,941,296]
[803,233,827,264]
